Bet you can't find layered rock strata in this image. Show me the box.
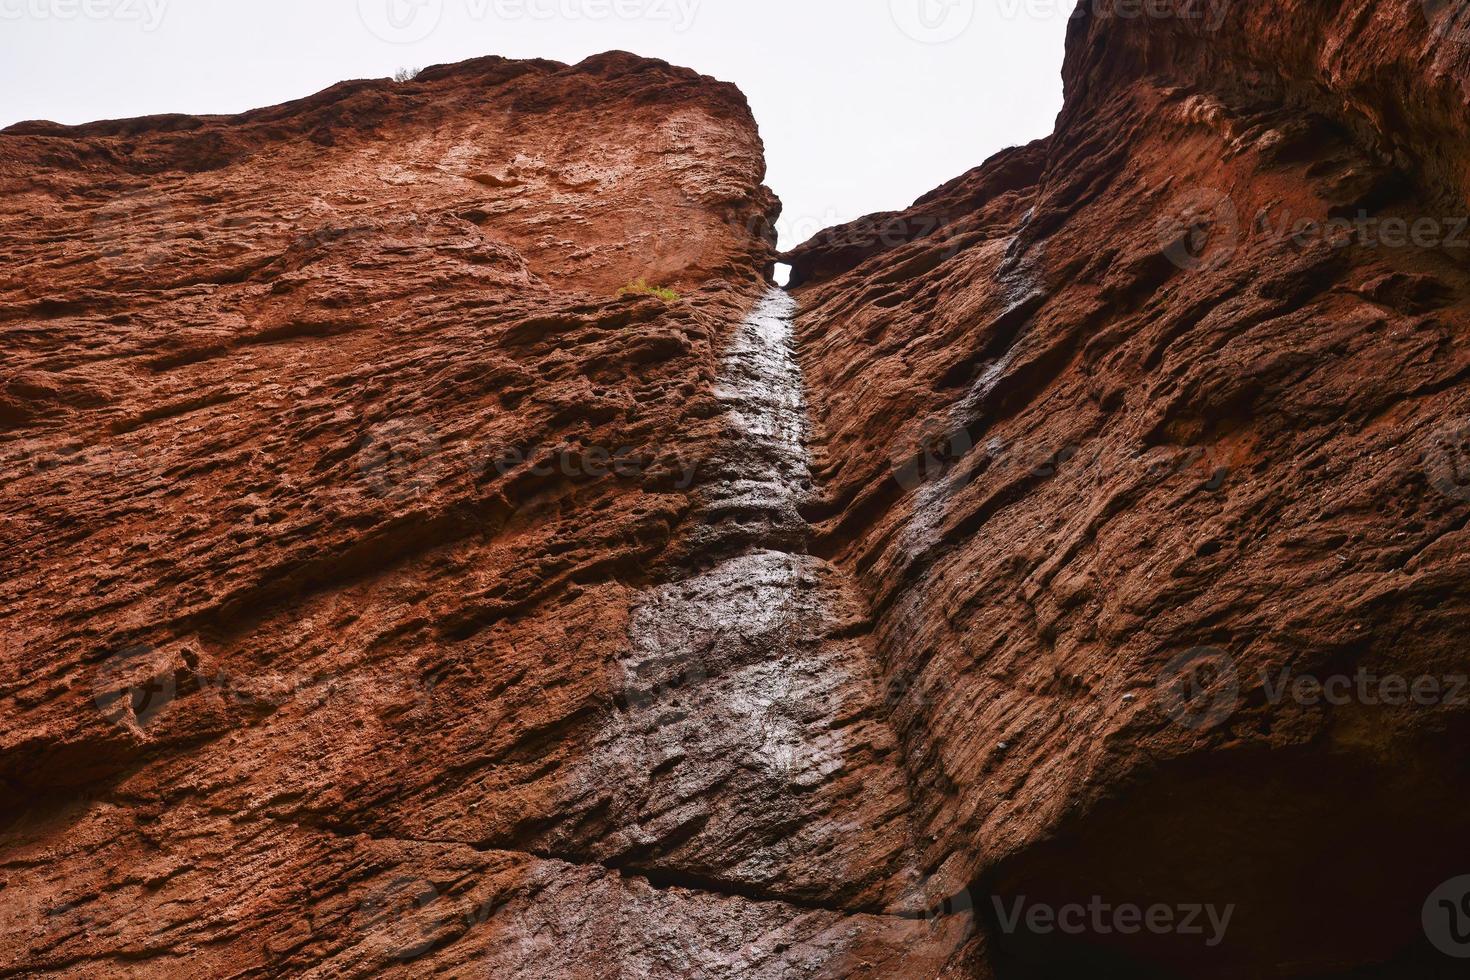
[0,53,977,978]
[787,1,1470,976]
[8,0,1470,975]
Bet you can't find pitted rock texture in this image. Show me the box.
[0,53,982,978]
[787,1,1470,977]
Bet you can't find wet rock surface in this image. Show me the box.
[681,290,813,560]
[8,2,1470,976]
[590,289,940,916]
[0,54,978,977]
[787,1,1470,976]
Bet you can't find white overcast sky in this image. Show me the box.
[1,0,1071,249]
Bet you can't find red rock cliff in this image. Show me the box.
[788,0,1470,976]
[5,1,1470,976]
[1,52,985,978]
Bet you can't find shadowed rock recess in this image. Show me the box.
[3,1,1470,976]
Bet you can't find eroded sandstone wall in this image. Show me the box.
[6,2,1470,976]
[0,53,987,977]
[788,1,1470,976]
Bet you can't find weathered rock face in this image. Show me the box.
[787,1,1470,976]
[7,1,1470,976]
[0,53,983,977]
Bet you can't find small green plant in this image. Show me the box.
[617,278,679,302]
